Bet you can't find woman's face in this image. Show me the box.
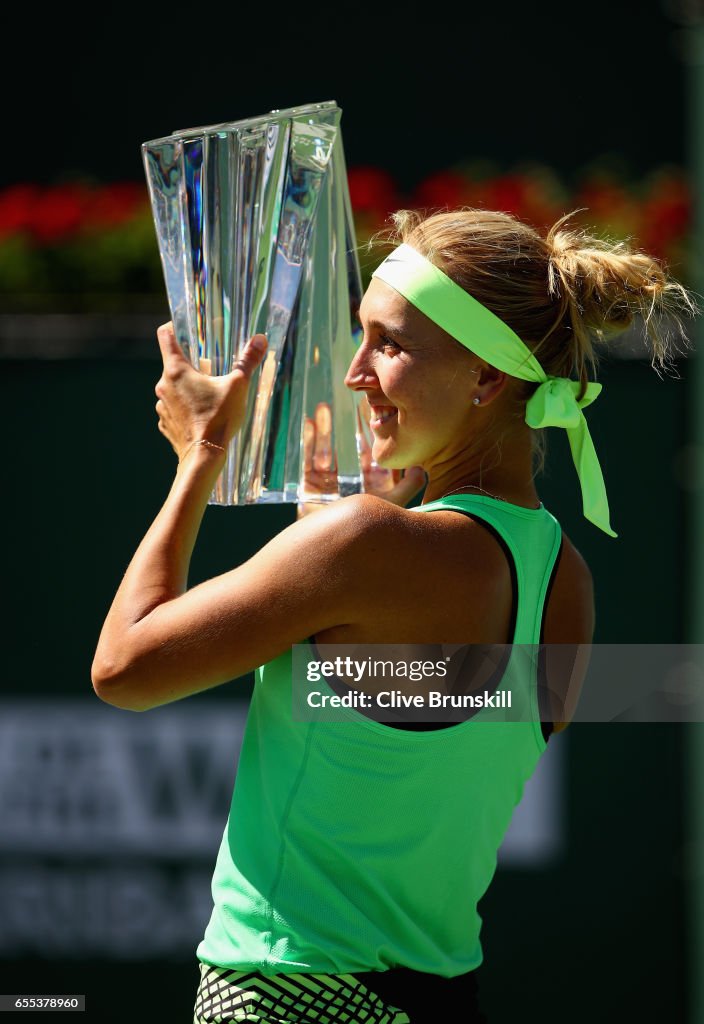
[344,278,491,470]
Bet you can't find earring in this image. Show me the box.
[472,397,480,406]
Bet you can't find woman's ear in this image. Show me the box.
[472,364,505,403]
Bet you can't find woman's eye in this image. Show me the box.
[380,334,402,352]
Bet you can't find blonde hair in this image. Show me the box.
[372,207,698,475]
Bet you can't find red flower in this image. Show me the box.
[83,182,147,230]
[639,173,692,258]
[486,175,532,217]
[28,184,92,244]
[573,177,636,230]
[411,172,477,211]
[0,184,42,239]
[347,167,400,218]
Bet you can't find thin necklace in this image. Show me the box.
[438,483,508,503]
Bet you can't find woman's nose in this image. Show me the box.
[344,347,377,390]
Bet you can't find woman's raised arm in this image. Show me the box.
[90,323,388,712]
[91,483,383,713]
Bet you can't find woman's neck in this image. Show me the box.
[422,426,540,509]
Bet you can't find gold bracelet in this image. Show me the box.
[179,438,227,464]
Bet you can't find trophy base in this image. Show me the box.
[232,477,364,505]
[294,476,362,504]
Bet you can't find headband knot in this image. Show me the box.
[525,377,602,431]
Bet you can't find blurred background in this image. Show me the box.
[2,2,703,1021]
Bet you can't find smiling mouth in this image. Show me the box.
[370,406,398,428]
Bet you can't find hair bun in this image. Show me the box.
[546,211,696,353]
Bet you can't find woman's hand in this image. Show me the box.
[356,410,426,506]
[154,322,268,461]
[302,403,339,499]
[297,401,426,517]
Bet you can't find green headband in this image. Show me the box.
[372,243,617,538]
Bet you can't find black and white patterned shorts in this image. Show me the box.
[193,962,411,1024]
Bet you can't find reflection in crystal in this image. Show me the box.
[142,102,391,505]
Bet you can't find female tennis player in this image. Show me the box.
[92,208,694,1024]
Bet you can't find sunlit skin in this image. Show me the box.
[344,278,542,510]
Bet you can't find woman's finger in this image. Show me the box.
[156,322,189,369]
[313,403,333,472]
[383,467,427,507]
[231,335,268,380]
[303,418,315,473]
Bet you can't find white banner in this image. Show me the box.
[0,700,248,855]
[0,699,564,957]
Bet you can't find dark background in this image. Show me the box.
[2,6,688,188]
[1,3,699,1022]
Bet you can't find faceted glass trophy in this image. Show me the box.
[142,101,393,505]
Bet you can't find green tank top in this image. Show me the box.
[197,494,563,976]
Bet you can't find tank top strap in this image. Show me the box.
[413,494,563,644]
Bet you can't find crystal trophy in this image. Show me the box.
[142,101,393,506]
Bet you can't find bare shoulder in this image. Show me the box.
[337,501,596,639]
[559,531,593,579]
[331,493,507,565]
[311,495,515,643]
[289,492,406,549]
[304,493,433,571]
[544,531,595,645]
[255,492,411,595]
[542,533,595,733]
